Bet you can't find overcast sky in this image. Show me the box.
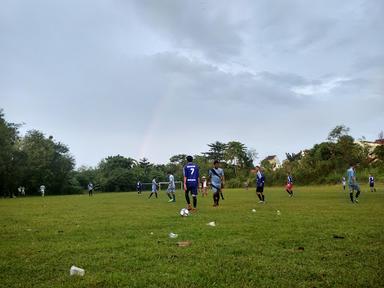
[1,0,383,167]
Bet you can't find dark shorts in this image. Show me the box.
[186,186,198,196]
[256,186,264,193]
[370,183,374,187]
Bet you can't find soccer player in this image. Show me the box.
[347,164,361,203]
[40,185,45,197]
[136,181,142,195]
[342,176,346,191]
[183,155,200,211]
[148,178,159,199]
[88,182,94,196]
[201,176,208,197]
[167,172,176,202]
[369,174,376,192]
[208,160,225,207]
[251,166,265,203]
[286,173,294,197]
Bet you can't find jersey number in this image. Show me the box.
[190,168,195,175]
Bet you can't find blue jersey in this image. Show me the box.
[183,163,199,187]
[369,176,374,185]
[347,167,355,184]
[256,171,265,187]
[287,175,293,184]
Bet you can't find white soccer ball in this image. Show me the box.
[180,208,190,217]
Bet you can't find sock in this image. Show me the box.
[193,196,197,208]
[286,189,290,194]
[356,190,360,198]
[167,193,172,199]
[257,193,262,201]
[185,192,190,204]
[291,190,294,195]
[349,192,354,202]
[148,193,153,199]
[172,194,176,201]
[262,194,265,201]
[220,192,224,200]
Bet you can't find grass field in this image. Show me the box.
[1,185,383,288]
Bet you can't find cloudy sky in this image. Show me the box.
[1,0,383,167]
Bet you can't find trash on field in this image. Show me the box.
[276,210,281,216]
[168,232,178,239]
[177,241,191,247]
[150,232,154,235]
[252,209,256,213]
[207,221,216,227]
[333,235,345,239]
[70,265,85,276]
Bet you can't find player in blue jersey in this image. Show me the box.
[347,164,361,203]
[136,181,142,195]
[285,173,294,197]
[368,174,376,192]
[183,155,200,211]
[208,160,225,207]
[251,166,265,204]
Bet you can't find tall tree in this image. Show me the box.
[204,141,227,161]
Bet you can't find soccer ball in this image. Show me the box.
[180,208,190,217]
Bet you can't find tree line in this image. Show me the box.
[1,110,383,196]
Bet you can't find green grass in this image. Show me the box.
[1,185,383,288]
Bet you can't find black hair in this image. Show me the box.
[187,155,193,162]
[214,160,219,165]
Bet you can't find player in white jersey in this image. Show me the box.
[40,185,45,197]
[201,176,208,197]
[148,178,158,199]
[167,172,176,202]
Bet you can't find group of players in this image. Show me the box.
[138,156,378,210]
[137,155,296,211]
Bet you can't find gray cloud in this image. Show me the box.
[0,0,383,166]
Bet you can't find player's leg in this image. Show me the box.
[191,187,198,210]
[185,188,192,210]
[213,188,219,206]
[348,184,354,203]
[355,184,360,202]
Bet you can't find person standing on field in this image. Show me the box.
[40,185,45,197]
[88,182,94,196]
[368,174,376,192]
[136,181,142,195]
[347,164,361,203]
[208,160,225,207]
[183,155,200,211]
[285,173,294,197]
[148,178,159,199]
[342,176,346,191]
[251,166,265,204]
[167,172,176,202]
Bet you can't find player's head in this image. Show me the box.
[214,160,220,168]
[187,155,193,163]
[255,165,260,171]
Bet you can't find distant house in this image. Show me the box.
[355,140,383,163]
[262,155,281,171]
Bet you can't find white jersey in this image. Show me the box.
[169,175,175,188]
[202,180,207,188]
